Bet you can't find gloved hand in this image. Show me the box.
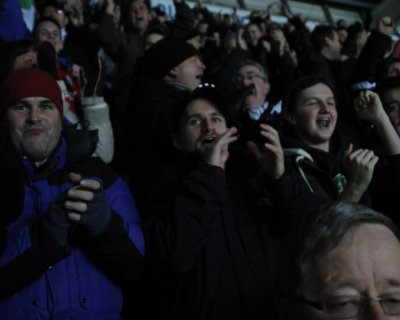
[79,56,106,98]
[66,172,111,237]
[37,41,60,80]
[41,191,71,248]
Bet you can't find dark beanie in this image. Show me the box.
[143,37,198,79]
[0,68,63,118]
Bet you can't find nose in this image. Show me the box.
[198,60,206,71]
[319,102,330,113]
[202,118,213,132]
[27,107,41,122]
[364,301,388,320]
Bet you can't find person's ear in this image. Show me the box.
[263,82,271,96]
[169,67,179,77]
[172,133,182,150]
[285,112,297,125]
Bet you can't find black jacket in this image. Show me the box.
[141,148,281,320]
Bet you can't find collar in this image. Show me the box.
[165,81,191,92]
[247,100,282,120]
[22,137,67,182]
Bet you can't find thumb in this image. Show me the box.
[343,143,353,158]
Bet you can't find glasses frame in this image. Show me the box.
[297,293,400,319]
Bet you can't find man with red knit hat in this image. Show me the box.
[0,68,144,319]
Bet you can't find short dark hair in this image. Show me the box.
[310,25,336,51]
[33,17,62,38]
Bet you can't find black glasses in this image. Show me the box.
[298,293,400,319]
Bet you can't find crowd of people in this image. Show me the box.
[0,0,400,319]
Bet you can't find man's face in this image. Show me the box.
[287,83,337,151]
[235,65,270,109]
[172,55,205,91]
[381,87,400,136]
[5,97,62,162]
[42,6,68,29]
[298,223,400,320]
[174,99,227,154]
[13,48,37,70]
[35,21,63,53]
[245,24,262,47]
[129,0,151,34]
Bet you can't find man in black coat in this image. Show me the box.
[114,37,206,210]
[139,85,313,320]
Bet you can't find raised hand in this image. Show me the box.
[247,124,284,179]
[204,127,238,169]
[340,144,379,202]
[354,90,386,125]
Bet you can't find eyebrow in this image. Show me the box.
[303,96,335,101]
[186,112,223,119]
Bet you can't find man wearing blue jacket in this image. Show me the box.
[0,68,145,319]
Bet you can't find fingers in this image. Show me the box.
[214,127,238,150]
[347,148,379,168]
[68,212,81,222]
[68,172,101,190]
[66,172,102,214]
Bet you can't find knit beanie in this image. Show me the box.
[143,37,198,79]
[0,68,63,118]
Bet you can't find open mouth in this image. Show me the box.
[316,117,331,128]
[201,136,216,144]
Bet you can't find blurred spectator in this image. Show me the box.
[278,201,400,320]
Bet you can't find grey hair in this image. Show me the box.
[234,59,269,83]
[279,201,400,298]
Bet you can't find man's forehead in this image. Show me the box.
[13,96,55,103]
[185,98,223,117]
[37,21,60,31]
[238,65,262,76]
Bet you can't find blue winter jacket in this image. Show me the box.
[0,127,145,319]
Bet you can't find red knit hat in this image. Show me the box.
[0,68,63,117]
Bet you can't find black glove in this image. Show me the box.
[79,181,111,236]
[37,41,60,80]
[41,192,71,248]
[79,56,106,98]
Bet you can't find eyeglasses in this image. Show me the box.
[234,72,264,83]
[298,293,400,319]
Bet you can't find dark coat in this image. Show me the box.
[140,148,281,320]
[113,75,191,210]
